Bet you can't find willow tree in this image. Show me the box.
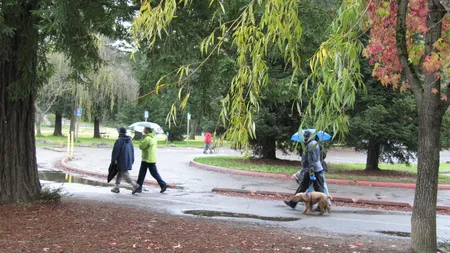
[35,53,71,135]
[81,39,139,138]
[0,0,137,203]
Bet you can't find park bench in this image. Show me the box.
[100,132,109,138]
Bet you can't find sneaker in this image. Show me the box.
[132,184,141,195]
[111,187,120,193]
[160,184,168,193]
[284,200,296,209]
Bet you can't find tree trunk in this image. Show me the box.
[261,137,277,160]
[0,2,42,203]
[93,117,101,138]
[189,121,197,140]
[365,141,381,171]
[409,1,445,252]
[411,97,442,252]
[53,112,63,136]
[70,102,76,133]
[36,116,42,136]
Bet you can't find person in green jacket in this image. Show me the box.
[133,127,168,194]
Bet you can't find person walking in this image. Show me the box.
[111,127,140,194]
[284,130,327,209]
[133,127,168,194]
[203,130,213,154]
[291,137,332,207]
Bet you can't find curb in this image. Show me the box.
[190,160,450,190]
[60,157,176,188]
[211,188,450,209]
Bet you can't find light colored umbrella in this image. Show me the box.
[128,122,164,134]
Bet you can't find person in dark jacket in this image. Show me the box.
[284,130,326,208]
[111,126,140,194]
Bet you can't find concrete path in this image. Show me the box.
[56,146,450,206]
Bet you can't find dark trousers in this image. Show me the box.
[137,161,167,188]
[294,170,325,195]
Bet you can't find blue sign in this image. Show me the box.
[76,108,82,117]
[144,110,149,119]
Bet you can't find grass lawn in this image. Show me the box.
[193,156,450,184]
[35,133,209,148]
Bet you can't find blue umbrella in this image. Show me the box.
[291,129,331,142]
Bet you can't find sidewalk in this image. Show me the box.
[51,146,450,209]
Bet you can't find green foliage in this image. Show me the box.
[300,0,366,139]
[115,103,144,127]
[133,0,304,151]
[441,110,450,148]
[249,0,339,158]
[131,3,231,136]
[168,124,186,142]
[346,56,418,164]
[39,185,68,204]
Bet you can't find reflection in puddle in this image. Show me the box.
[38,171,111,187]
[183,210,300,222]
[376,230,411,237]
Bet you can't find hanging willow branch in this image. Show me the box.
[132,0,303,150]
[299,0,367,140]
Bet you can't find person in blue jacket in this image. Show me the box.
[110,127,140,194]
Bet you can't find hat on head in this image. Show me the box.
[303,130,312,140]
[118,126,127,134]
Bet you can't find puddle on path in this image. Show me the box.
[183,210,300,222]
[376,230,411,237]
[38,171,111,187]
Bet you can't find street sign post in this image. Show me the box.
[186,113,191,146]
[76,108,82,117]
[75,108,82,143]
[144,110,149,122]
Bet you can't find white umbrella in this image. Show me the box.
[128,122,164,134]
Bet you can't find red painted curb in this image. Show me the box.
[60,157,175,188]
[355,198,412,208]
[212,188,252,194]
[332,196,356,203]
[210,188,437,208]
[437,205,450,211]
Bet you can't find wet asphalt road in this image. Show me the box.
[36,146,450,243]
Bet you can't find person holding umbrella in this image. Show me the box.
[284,130,327,209]
[110,127,140,194]
[133,127,168,194]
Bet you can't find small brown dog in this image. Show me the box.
[291,191,332,215]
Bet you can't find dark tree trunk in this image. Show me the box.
[189,121,197,140]
[365,141,381,171]
[411,96,442,253]
[70,102,76,133]
[261,137,277,160]
[406,1,445,251]
[93,117,101,138]
[0,2,41,203]
[53,112,63,136]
